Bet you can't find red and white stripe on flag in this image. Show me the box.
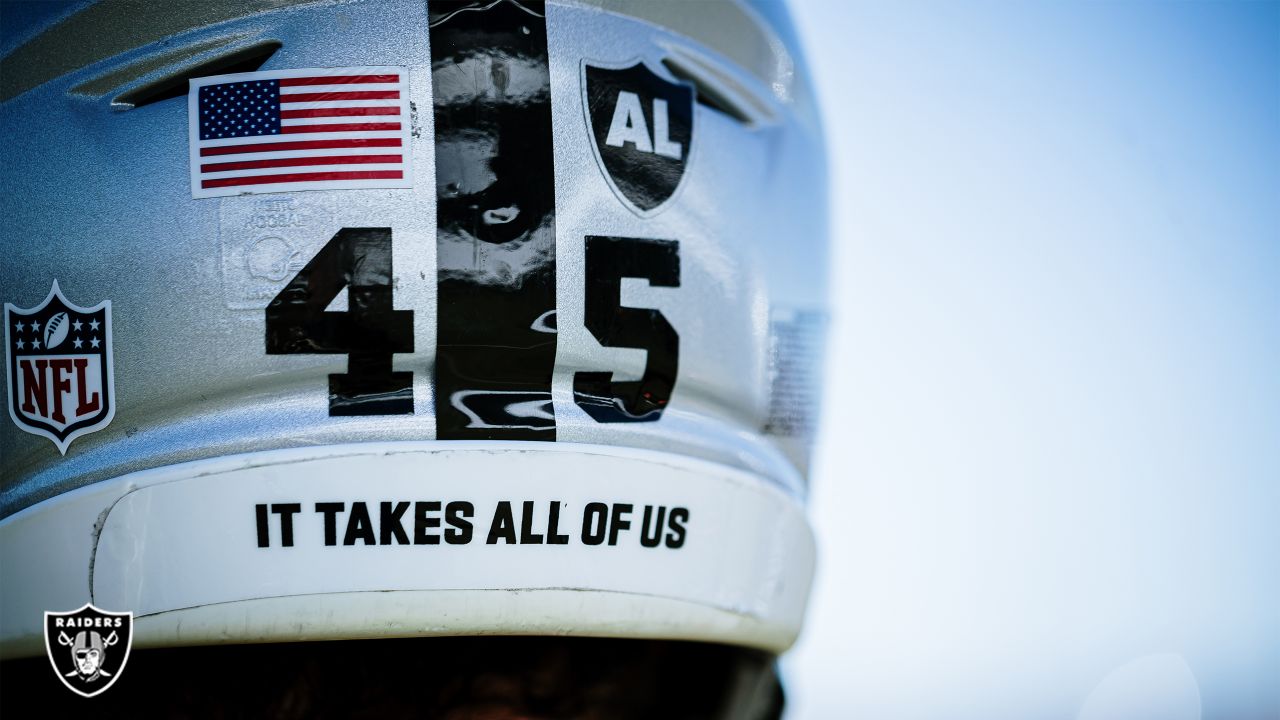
[188,67,412,199]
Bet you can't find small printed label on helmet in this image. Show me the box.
[188,67,413,199]
[220,196,335,310]
[762,309,827,477]
[4,281,115,455]
[763,309,826,439]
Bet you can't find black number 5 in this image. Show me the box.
[574,236,680,423]
[265,228,414,416]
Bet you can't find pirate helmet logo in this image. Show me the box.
[44,604,134,697]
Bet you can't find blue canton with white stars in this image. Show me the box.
[198,80,282,141]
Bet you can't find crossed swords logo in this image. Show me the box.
[55,629,120,681]
[44,604,133,697]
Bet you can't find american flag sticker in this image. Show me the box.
[188,67,412,199]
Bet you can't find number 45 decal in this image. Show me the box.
[266,229,679,424]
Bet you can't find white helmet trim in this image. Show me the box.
[0,441,814,659]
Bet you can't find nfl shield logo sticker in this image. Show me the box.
[4,281,115,454]
[583,60,694,215]
[44,604,134,698]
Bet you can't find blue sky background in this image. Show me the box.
[785,1,1279,718]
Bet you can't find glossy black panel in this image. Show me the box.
[265,228,413,416]
[573,236,680,423]
[430,0,558,440]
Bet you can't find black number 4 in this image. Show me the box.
[265,228,414,416]
[574,235,680,423]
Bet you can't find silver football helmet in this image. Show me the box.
[1,0,827,714]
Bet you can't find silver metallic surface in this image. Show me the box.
[565,0,794,100]
[0,0,827,518]
[0,0,332,103]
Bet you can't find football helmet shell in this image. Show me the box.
[0,0,828,660]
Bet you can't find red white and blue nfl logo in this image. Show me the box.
[4,281,115,454]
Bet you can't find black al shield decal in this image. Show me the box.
[583,61,694,215]
[4,281,115,455]
[44,604,134,698]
